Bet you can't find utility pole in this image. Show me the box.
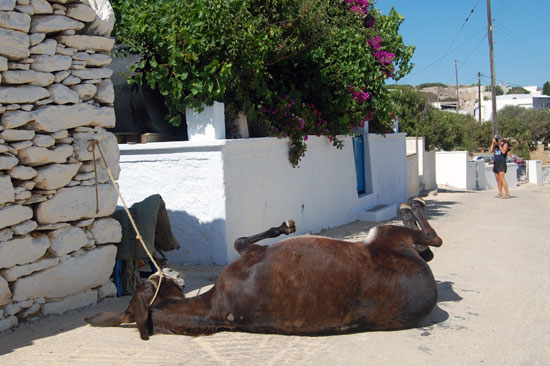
[455,60,459,112]
[478,72,482,123]
[486,0,497,135]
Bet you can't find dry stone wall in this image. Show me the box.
[0,0,121,332]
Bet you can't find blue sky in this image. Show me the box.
[376,0,550,88]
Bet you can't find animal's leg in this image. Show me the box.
[399,203,418,230]
[150,292,223,337]
[411,198,442,247]
[234,220,296,254]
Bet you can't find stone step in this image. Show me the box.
[357,203,397,222]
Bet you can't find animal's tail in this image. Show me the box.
[84,311,132,327]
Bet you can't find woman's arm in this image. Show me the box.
[500,141,509,154]
[489,138,497,153]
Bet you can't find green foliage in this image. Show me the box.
[415,82,447,89]
[389,87,484,151]
[110,0,414,166]
[386,84,414,90]
[389,89,550,156]
[542,81,550,96]
[497,106,550,158]
[506,86,530,95]
[487,85,505,95]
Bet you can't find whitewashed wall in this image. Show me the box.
[436,151,470,189]
[436,151,517,190]
[527,160,543,186]
[482,163,518,189]
[422,151,437,191]
[405,137,437,194]
[407,153,419,198]
[356,133,408,212]
[117,141,226,264]
[118,134,408,265]
[222,137,357,262]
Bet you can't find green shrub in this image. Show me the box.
[498,106,550,158]
[111,0,414,165]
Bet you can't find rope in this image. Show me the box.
[89,142,100,214]
[87,140,164,306]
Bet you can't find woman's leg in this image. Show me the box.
[494,172,502,196]
[498,171,509,196]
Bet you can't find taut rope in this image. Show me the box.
[87,140,164,306]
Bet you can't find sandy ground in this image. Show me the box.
[1,183,549,365]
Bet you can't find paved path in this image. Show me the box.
[1,184,549,365]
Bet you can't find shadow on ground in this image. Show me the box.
[418,281,462,328]
[422,200,459,219]
[0,296,129,356]
[0,265,222,357]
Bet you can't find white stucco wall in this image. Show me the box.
[117,134,410,264]
[436,151,518,190]
[436,151,470,189]
[118,136,368,264]
[466,161,477,190]
[405,137,437,193]
[422,151,437,191]
[222,137,358,262]
[357,133,408,212]
[527,160,543,186]
[407,153,420,198]
[117,141,227,264]
[473,160,487,190]
[483,164,518,189]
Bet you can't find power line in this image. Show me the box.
[445,33,488,85]
[458,33,487,71]
[426,0,482,81]
[495,40,549,72]
[479,74,527,88]
[495,23,550,61]
[403,26,486,84]
[514,1,547,33]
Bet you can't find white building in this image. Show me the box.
[475,94,537,122]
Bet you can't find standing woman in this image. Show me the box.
[490,134,510,198]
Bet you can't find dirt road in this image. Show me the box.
[1,184,549,365]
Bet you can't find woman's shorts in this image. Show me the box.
[493,161,507,173]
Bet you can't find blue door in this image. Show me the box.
[353,136,366,195]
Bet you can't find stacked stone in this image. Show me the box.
[0,0,121,332]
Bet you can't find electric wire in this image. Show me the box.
[495,22,550,62]
[401,26,486,84]
[426,0,481,81]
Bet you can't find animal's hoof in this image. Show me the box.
[411,197,426,208]
[424,230,443,247]
[283,220,296,234]
[399,203,411,211]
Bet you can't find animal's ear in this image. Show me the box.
[84,312,123,327]
[129,281,156,340]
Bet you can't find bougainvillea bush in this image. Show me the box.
[111,0,414,166]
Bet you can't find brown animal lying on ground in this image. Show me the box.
[85,198,442,339]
